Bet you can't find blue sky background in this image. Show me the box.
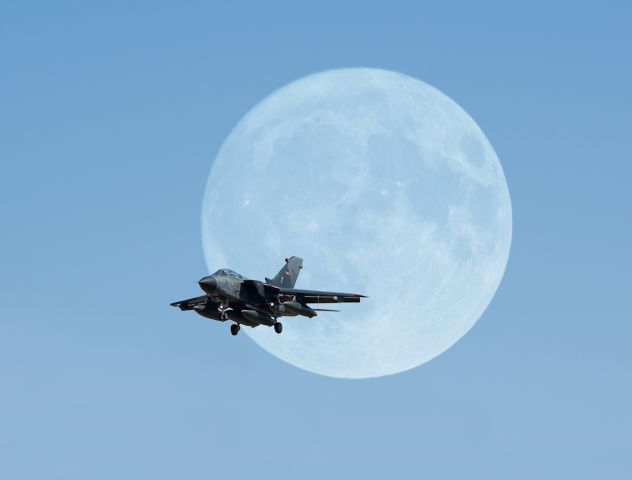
[1,1,630,478]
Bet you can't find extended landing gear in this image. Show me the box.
[274,322,283,334]
[230,323,240,336]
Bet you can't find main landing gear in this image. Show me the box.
[230,322,282,336]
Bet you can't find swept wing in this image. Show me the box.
[170,295,208,311]
[276,287,366,304]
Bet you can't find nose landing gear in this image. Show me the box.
[274,322,283,334]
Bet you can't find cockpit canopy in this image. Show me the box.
[212,269,244,279]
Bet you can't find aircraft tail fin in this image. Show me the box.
[265,256,303,288]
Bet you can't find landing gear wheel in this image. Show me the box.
[274,322,283,334]
[230,324,240,336]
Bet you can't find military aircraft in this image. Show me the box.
[171,256,366,336]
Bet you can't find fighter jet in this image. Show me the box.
[171,256,366,335]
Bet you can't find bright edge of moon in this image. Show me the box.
[201,68,512,379]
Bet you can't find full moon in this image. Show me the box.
[202,68,512,379]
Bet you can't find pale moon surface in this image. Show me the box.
[202,68,512,379]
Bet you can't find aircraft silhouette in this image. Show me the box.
[171,256,366,335]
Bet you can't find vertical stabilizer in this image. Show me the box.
[265,256,303,288]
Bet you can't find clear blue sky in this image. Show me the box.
[1,1,630,478]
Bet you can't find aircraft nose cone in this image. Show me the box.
[199,276,217,294]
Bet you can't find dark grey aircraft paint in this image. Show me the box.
[171,256,365,336]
